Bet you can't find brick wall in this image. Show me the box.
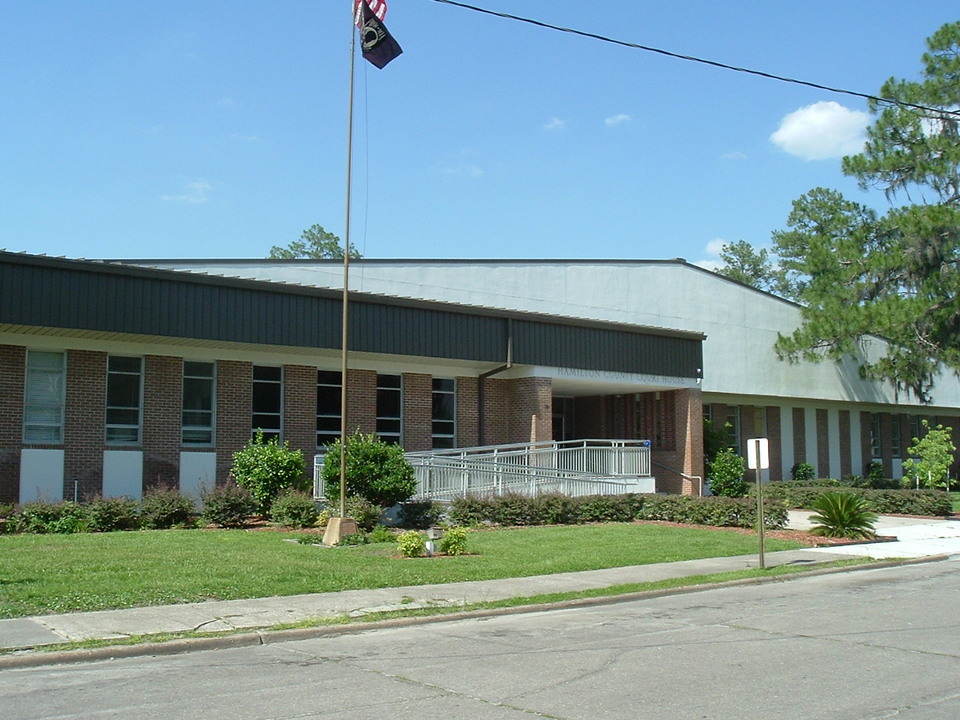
[507,377,552,444]
[0,344,25,503]
[403,373,432,451]
[345,369,376,436]
[792,408,806,469]
[283,364,317,462]
[63,350,106,499]
[143,355,181,491]
[457,376,479,447]
[816,408,830,478]
[766,405,782,481]
[216,360,252,483]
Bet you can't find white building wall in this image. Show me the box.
[19,449,64,504]
[148,260,960,411]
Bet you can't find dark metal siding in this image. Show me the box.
[512,320,702,378]
[1,256,702,377]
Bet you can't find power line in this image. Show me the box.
[430,0,960,120]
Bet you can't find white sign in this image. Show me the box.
[747,438,769,470]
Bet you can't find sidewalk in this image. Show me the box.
[2,512,958,657]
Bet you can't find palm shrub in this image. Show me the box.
[809,490,878,539]
[322,431,416,509]
[231,431,307,514]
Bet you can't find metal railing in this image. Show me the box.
[404,439,654,501]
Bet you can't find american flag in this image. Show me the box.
[354,0,386,27]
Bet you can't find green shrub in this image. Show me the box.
[809,491,878,539]
[865,460,886,487]
[231,431,307,514]
[708,448,748,498]
[397,530,426,558]
[368,524,396,543]
[439,526,469,556]
[903,420,956,490]
[573,493,642,524]
[140,487,195,529]
[269,489,319,529]
[343,495,383,532]
[12,500,89,534]
[200,482,257,528]
[397,500,443,529]
[322,432,417,509]
[791,462,816,482]
[449,495,489,526]
[338,531,369,546]
[531,493,578,525]
[86,496,140,532]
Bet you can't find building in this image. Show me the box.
[2,251,958,505]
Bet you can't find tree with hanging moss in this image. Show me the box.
[773,22,960,403]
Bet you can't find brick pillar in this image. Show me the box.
[816,408,830,478]
[457,376,479,448]
[839,410,851,478]
[675,388,704,496]
[766,405,782,482]
[216,360,252,484]
[507,377,552,444]
[792,408,806,470]
[403,373,432,451]
[283,364,316,461]
[0,344,25,503]
[860,411,873,476]
[345,369,376,436]
[142,355,181,491]
[64,349,106,499]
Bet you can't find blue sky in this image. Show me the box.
[2,1,957,265]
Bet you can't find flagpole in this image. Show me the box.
[339,2,357,523]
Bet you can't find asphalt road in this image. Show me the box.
[3,558,959,720]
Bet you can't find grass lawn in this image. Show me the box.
[951,492,960,514]
[0,523,803,619]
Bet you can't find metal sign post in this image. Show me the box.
[747,438,770,569]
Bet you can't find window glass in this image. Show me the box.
[316,370,341,447]
[431,377,456,449]
[252,366,282,440]
[106,356,142,444]
[24,351,66,443]
[376,374,402,444]
[182,361,215,445]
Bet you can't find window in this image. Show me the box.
[891,414,902,459]
[316,370,341,448]
[106,356,143,444]
[726,406,741,450]
[182,361,215,445]
[432,377,456,449]
[376,374,403,444]
[870,412,882,458]
[753,406,766,438]
[252,366,282,440]
[23,350,66,443]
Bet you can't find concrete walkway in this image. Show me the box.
[2,512,958,656]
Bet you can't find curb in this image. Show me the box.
[0,554,947,671]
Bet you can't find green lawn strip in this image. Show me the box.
[0,523,805,619]
[951,492,960,514]
[7,558,874,656]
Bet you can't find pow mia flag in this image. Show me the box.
[358,0,402,69]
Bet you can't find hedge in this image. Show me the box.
[448,492,787,530]
[757,483,951,516]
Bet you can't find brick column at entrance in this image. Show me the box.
[676,388,704,496]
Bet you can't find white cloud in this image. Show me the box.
[162,180,211,204]
[604,113,631,126]
[721,150,747,161]
[693,238,727,270]
[544,117,566,131]
[770,101,868,161]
